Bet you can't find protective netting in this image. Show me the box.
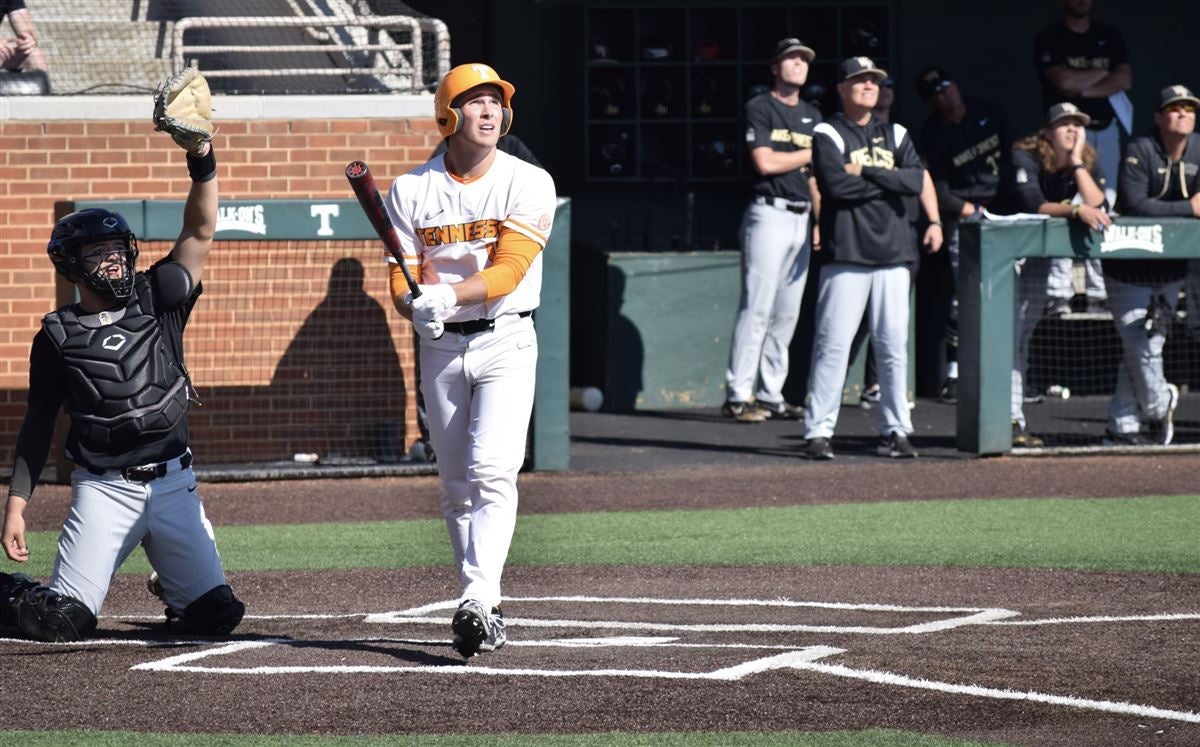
[1013,258,1200,449]
[138,239,416,467]
[1,0,448,96]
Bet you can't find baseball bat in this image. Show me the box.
[345,160,421,299]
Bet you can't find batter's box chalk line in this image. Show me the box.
[123,594,1200,725]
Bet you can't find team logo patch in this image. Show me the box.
[745,127,755,144]
[1015,168,1029,184]
[537,214,552,231]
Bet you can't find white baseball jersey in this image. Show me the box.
[384,150,557,322]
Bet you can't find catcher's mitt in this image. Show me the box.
[153,66,213,155]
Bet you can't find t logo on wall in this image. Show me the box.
[102,334,128,351]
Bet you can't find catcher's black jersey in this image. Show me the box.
[11,260,201,497]
[743,93,822,202]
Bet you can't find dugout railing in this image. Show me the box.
[66,197,571,479]
[958,217,1200,455]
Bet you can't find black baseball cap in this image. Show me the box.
[917,66,953,99]
[1159,84,1200,110]
[773,38,815,63]
[840,56,887,82]
[1046,102,1092,127]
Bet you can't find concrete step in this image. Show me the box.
[38,21,176,94]
[25,0,147,22]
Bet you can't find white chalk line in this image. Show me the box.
[796,660,1200,725]
[369,597,1019,634]
[984,612,1200,626]
[132,643,844,680]
[391,595,1004,617]
[128,638,1200,724]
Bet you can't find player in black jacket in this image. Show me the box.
[1103,84,1200,445]
[803,57,941,460]
[1002,102,1111,447]
[916,67,1012,404]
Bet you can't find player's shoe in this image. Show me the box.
[1046,297,1071,317]
[806,437,834,460]
[1011,421,1045,448]
[877,432,918,458]
[1103,429,1152,447]
[1147,383,1179,446]
[755,400,802,420]
[146,572,188,629]
[721,400,767,423]
[452,599,506,658]
[938,377,958,404]
[859,385,881,410]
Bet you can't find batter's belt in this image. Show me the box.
[442,310,533,335]
[83,450,193,483]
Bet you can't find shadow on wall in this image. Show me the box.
[267,257,407,463]
[603,264,644,412]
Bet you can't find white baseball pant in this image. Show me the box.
[419,312,536,611]
[725,202,812,404]
[804,262,913,440]
[1011,257,1053,428]
[1106,277,1183,434]
[52,454,228,616]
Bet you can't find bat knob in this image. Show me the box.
[346,160,368,178]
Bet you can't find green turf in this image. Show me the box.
[4,495,1197,578]
[0,729,1008,746]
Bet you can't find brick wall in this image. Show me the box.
[0,112,441,470]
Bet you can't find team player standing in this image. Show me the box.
[722,38,822,423]
[384,63,556,658]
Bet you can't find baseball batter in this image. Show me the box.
[804,57,941,460]
[384,63,556,658]
[723,37,822,423]
[1,69,244,642]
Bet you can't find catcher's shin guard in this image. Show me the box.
[177,584,245,635]
[12,585,97,642]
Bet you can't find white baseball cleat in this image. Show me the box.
[452,599,507,658]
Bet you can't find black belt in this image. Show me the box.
[754,195,811,214]
[442,310,532,335]
[85,451,193,483]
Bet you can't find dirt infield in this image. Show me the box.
[3,455,1199,745]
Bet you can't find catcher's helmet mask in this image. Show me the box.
[47,208,139,302]
[434,63,515,138]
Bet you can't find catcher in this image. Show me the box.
[1,67,245,642]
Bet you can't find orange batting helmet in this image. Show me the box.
[434,63,516,138]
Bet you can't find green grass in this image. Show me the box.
[0,729,1007,746]
[4,495,1197,577]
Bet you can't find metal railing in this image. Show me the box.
[172,15,449,93]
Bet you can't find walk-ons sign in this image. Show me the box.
[1099,223,1164,253]
[214,202,354,239]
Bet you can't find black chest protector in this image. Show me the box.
[41,275,191,455]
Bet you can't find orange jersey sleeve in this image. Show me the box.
[477,226,543,300]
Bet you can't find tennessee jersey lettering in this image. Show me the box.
[418,219,501,247]
[384,150,557,324]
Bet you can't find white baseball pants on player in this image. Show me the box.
[725,202,812,404]
[419,313,536,611]
[1011,258,1053,428]
[52,454,228,616]
[1106,278,1183,434]
[804,263,913,439]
